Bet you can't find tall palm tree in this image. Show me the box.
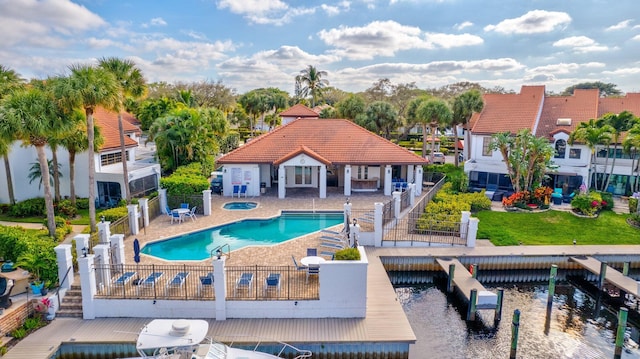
[296,65,329,107]
[98,57,147,204]
[0,87,76,237]
[568,118,613,190]
[600,111,636,191]
[54,65,119,233]
[417,99,452,163]
[452,90,483,166]
[0,65,25,205]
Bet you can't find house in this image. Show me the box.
[0,107,160,205]
[216,118,429,198]
[278,103,320,126]
[465,85,640,196]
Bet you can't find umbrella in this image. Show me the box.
[345,214,351,245]
[133,238,140,263]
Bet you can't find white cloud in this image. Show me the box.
[484,10,571,34]
[605,19,633,31]
[553,36,608,53]
[455,21,473,31]
[217,0,314,25]
[632,34,640,41]
[526,62,606,76]
[321,2,350,16]
[424,32,483,48]
[150,17,167,26]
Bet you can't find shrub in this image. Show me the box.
[23,316,43,331]
[630,197,638,214]
[97,207,129,222]
[8,198,45,217]
[11,327,26,339]
[334,247,361,260]
[55,199,77,218]
[572,192,603,216]
[160,164,210,196]
[42,216,72,241]
[75,198,90,210]
[599,191,614,211]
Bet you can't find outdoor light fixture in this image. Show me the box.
[346,197,350,205]
[101,216,105,223]
[216,249,222,260]
[353,218,357,225]
[82,247,88,258]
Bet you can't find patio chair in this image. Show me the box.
[165,272,189,296]
[239,185,248,197]
[234,272,254,296]
[306,248,317,256]
[197,272,214,296]
[180,203,189,209]
[113,271,136,286]
[137,272,164,294]
[0,278,14,309]
[186,206,197,221]
[307,265,320,283]
[165,206,173,221]
[264,273,281,295]
[291,256,306,271]
[232,185,240,197]
[171,210,183,224]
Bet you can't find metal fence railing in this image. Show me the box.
[226,265,319,300]
[400,190,410,211]
[167,194,204,215]
[349,209,375,232]
[385,212,466,246]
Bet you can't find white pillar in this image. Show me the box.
[408,183,416,206]
[93,244,110,293]
[54,244,73,291]
[319,165,327,199]
[350,223,360,247]
[384,165,392,196]
[467,217,479,248]
[393,191,401,219]
[407,165,415,184]
[110,234,125,265]
[138,198,149,227]
[127,204,139,235]
[278,165,286,199]
[213,257,227,320]
[374,202,384,247]
[74,234,90,259]
[97,221,110,244]
[460,211,471,240]
[415,166,424,195]
[202,189,212,216]
[78,254,97,319]
[159,188,168,213]
[344,165,352,196]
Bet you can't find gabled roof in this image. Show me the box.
[273,145,331,166]
[279,104,319,118]
[599,93,640,117]
[537,89,600,140]
[93,107,140,152]
[217,118,428,166]
[471,85,545,135]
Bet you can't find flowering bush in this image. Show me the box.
[502,187,552,209]
[572,191,603,216]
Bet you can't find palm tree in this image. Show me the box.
[452,90,483,166]
[361,101,399,139]
[27,159,62,190]
[296,65,329,107]
[0,64,25,204]
[53,65,120,233]
[98,57,147,204]
[600,111,636,191]
[406,96,430,157]
[417,99,452,163]
[0,87,76,237]
[568,119,613,191]
[623,123,640,193]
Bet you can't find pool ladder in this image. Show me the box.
[211,243,231,259]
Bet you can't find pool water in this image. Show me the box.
[141,212,342,261]
[223,202,257,210]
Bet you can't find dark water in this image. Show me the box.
[398,283,640,359]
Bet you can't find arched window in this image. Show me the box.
[555,139,566,159]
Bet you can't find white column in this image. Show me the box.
[110,234,125,265]
[202,189,212,216]
[213,258,227,320]
[74,234,90,259]
[408,183,416,206]
[159,188,168,213]
[350,223,361,247]
[78,254,97,319]
[278,165,286,199]
[415,166,424,195]
[138,198,149,227]
[344,165,352,196]
[384,165,392,196]
[407,165,415,184]
[97,221,110,244]
[127,204,139,235]
[460,211,471,240]
[374,202,384,247]
[319,165,327,199]
[467,217,479,248]
[93,244,110,293]
[54,244,73,291]
[393,191,401,219]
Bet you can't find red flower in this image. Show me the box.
[591,200,599,207]
[601,200,607,207]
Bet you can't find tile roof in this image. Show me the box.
[279,104,320,118]
[537,89,600,140]
[217,118,428,166]
[599,93,640,117]
[93,107,140,152]
[471,85,545,135]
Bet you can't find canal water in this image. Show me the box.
[398,281,640,359]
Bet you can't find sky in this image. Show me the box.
[1,0,639,96]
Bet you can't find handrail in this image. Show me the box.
[55,264,74,308]
[210,243,231,259]
[226,335,312,359]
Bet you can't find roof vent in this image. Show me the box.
[556,118,571,126]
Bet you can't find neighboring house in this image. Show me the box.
[216,118,429,198]
[464,85,640,196]
[279,104,320,126]
[0,107,160,205]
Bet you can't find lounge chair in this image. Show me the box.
[291,255,306,271]
[264,273,281,295]
[232,185,240,197]
[114,271,136,286]
[165,272,189,296]
[321,241,345,250]
[234,272,254,296]
[306,248,317,256]
[0,278,14,309]
[197,272,214,296]
[239,185,248,197]
[137,272,164,294]
[186,206,197,221]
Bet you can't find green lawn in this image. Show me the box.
[0,208,100,226]
[476,210,640,246]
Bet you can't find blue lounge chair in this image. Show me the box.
[114,271,136,286]
[239,184,248,197]
[234,272,254,296]
[232,185,240,197]
[264,273,281,295]
[198,272,214,296]
[165,272,189,295]
[137,272,164,294]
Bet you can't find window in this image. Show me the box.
[357,166,369,179]
[569,148,581,159]
[294,166,312,185]
[482,137,492,156]
[554,139,566,159]
[100,151,129,166]
[129,174,158,198]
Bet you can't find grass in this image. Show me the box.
[0,208,101,226]
[476,210,640,246]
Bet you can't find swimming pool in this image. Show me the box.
[141,212,343,261]
[223,201,258,210]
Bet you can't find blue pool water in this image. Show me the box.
[223,201,258,210]
[141,212,343,261]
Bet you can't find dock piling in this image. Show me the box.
[614,307,628,359]
[623,262,630,276]
[598,261,607,290]
[547,264,557,312]
[447,264,455,293]
[467,289,477,321]
[494,288,504,325]
[510,309,521,359]
[471,263,478,279]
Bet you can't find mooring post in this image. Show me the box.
[471,263,478,279]
[494,288,504,325]
[447,264,455,293]
[467,289,478,321]
[623,262,630,276]
[510,309,521,359]
[614,307,629,359]
[598,261,607,290]
[547,264,558,312]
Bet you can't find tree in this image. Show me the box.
[54,65,120,234]
[1,87,77,237]
[623,123,640,193]
[136,97,181,130]
[336,94,366,121]
[405,96,430,155]
[0,65,25,205]
[452,90,484,166]
[359,101,399,139]
[416,99,452,163]
[568,118,613,191]
[295,65,329,107]
[600,111,637,191]
[27,159,62,190]
[238,88,288,135]
[561,82,622,97]
[99,57,147,204]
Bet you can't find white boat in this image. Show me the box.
[123,319,312,359]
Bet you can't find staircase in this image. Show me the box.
[56,283,83,318]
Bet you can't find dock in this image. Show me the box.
[570,256,639,297]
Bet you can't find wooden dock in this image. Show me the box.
[570,256,639,297]
[435,257,498,310]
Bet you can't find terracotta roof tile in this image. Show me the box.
[274,145,331,166]
[279,104,320,118]
[217,118,428,166]
[471,85,545,135]
[93,107,140,152]
[599,93,640,117]
[537,89,600,140]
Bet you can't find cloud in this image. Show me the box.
[526,62,606,76]
[141,17,168,28]
[553,36,608,53]
[216,0,314,25]
[455,21,473,31]
[633,34,640,41]
[318,20,482,60]
[605,19,633,31]
[321,2,350,16]
[484,10,571,34]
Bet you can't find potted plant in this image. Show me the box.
[15,252,46,295]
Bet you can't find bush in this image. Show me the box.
[97,207,129,222]
[572,192,603,216]
[75,198,90,210]
[8,198,45,217]
[334,247,361,260]
[630,197,638,214]
[42,216,72,241]
[55,199,77,218]
[11,327,26,339]
[160,164,210,196]
[599,191,614,211]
